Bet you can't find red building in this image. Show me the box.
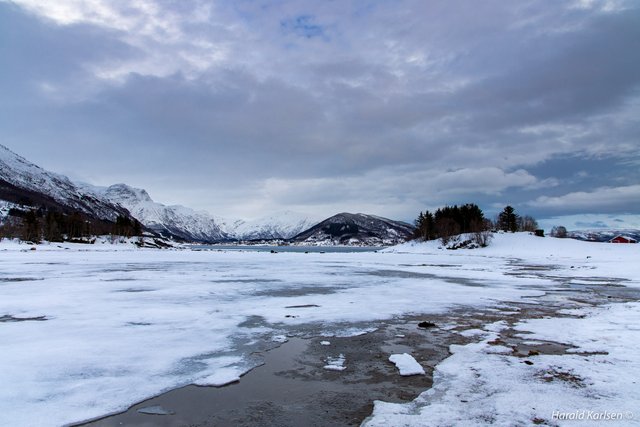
[609,235,638,244]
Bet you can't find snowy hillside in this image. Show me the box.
[0,144,128,221]
[87,183,231,242]
[227,211,320,240]
[386,231,639,259]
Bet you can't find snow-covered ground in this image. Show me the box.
[0,233,638,426]
[365,303,640,426]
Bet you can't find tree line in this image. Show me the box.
[0,207,142,243]
[414,203,487,241]
[414,204,538,246]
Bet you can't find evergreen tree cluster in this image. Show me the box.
[114,215,143,238]
[414,203,487,242]
[496,205,539,233]
[0,207,142,243]
[414,203,539,247]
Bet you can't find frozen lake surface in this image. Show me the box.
[0,234,638,426]
[189,244,383,253]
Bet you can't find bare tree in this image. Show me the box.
[550,225,568,238]
[518,215,538,232]
[470,218,493,247]
[436,217,460,245]
[0,216,22,239]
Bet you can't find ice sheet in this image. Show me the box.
[1,233,638,426]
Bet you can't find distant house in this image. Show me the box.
[609,235,638,244]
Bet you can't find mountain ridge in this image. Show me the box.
[0,144,130,222]
[0,144,414,245]
[82,183,232,242]
[292,212,414,245]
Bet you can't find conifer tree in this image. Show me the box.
[498,206,519,232]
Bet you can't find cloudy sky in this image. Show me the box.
[1,0,638,228]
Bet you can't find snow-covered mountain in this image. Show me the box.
[0,145,413,245]
[0,144,128,221]
[0,143,317,243]
[0,145,230,242]
[84,183,232,242]
[227,211,320,240]
[292,212,414,245]
[86,184,320,242]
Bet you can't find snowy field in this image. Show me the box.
[0,234,639,426]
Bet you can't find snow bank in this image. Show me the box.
[387,231,638,259]
[387,232,640,287]
[0,236,177,252]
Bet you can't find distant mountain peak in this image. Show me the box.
[96,183,230,242]
[293,212,414,245]
[227,210,321,240]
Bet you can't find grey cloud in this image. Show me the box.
[529,185,640,214]
[1,0,639,222]
[458,10,640,131]
[0,3,137,95]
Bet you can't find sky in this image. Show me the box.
[1,0,638,227]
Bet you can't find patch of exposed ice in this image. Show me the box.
[322,327,378,337]
[272,335,288,343]
[389,353,425,376]
[459,328,486,337]
[324,354,346,371]
[484,320,509,332]
[192,356,246,387]
[137,405,175,415]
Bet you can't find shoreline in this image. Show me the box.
[78,318,457,427]
[79,273,640,427]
